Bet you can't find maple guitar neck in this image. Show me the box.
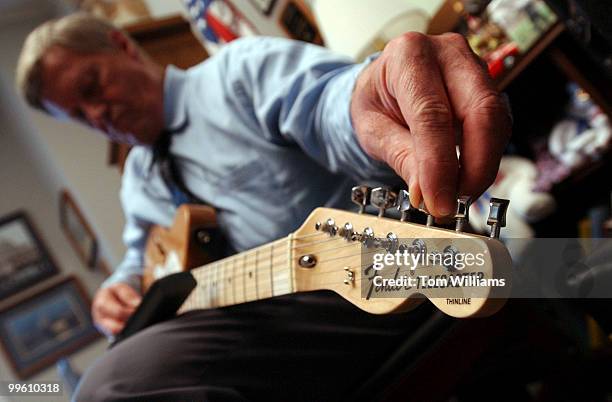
[179,237,294,313]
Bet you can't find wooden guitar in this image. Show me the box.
[140,188,512,321]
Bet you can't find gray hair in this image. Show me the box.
[16,12,120,111]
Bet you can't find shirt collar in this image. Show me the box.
[163,65,189,131]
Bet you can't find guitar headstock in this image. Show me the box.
[291,186,512,318]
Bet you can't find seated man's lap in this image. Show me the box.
[75,291,434,402]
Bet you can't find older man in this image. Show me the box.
[17,12,510,401]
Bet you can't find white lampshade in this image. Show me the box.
[311,0,431,61]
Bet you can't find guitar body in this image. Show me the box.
[142,204,219,292]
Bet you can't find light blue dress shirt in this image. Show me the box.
[104,37,397,291]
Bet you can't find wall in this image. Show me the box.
[0,74,108,402]
[0,1,119,400]
[0,2,126,268]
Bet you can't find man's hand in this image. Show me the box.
[351,32,512,217]
[92,283,142,336]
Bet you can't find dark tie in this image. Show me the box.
[151,120,203,207]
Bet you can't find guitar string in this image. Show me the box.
[183,261,446,309]
[189,247,384,302]
[187,266,485,309]
[202,234,373,269]
[182,236,477,307]
[186,245,482,299]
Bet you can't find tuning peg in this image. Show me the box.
[454,196,472,232]
[418,201,435,226]
[487,198,510,238]
[397,190,415,222]
[370,187,398,217]
[351,185,371,214]
[321,218,338,236]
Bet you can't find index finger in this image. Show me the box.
[386,33,459,217]
[433,34,512,197]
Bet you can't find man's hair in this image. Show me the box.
[16,12,119,111]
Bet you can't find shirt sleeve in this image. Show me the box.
[100,150,153,294]
[217,37,397,182]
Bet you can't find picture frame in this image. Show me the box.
[0,211,59,300]
[248,0,277,16]
[59,190,98,268]
[0,276,100,379]
[278,0,323,45]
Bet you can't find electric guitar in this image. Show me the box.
[135,186,512,330]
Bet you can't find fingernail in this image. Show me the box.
[130,298,141,307]
[434,187,455,217]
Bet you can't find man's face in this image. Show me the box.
[39,44,164,145]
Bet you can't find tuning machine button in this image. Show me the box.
[418,201,435,226]
[319,218,338,236]
[487,198,510,238]
[397,190,415,222]
[351,185,371,214]
[454,196,472,232]
[384,233,398,253]
[370,187,398,217]
[338,222,355,241]
[360,227,376,248]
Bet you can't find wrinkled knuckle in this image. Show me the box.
[413,98,452,133]
[473,92,513,138]
[442,32,468,47]
[389,31,429,53]
[387,147,412,177]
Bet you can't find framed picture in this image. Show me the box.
[185,0,258,55]
[60,190,98,268]
[0,211,59,300]
[278,0,323,45]
[0,276,100,379]
[248,0,277,16]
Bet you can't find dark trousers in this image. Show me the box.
[75,291,435,402]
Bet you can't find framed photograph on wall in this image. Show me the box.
[59,190,98,268]
[248,0,277,15]
[0,276,100,379]
[0,211,59,300]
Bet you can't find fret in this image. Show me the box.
[220,262,225,305]
[288,233,294,292]
[243,253,249,302]
[208,264,214,307]
[231,257,236,305]
[235,254,245,304]
[255,249,259,299]
[244,251,257,302]
[223,262,228,306]
[272,238,292,296]
[270,242,274,296]
[257,245,273,298]
[210,263,217,308]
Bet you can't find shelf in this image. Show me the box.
[495,22,565,91]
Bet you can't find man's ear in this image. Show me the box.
[108,30,141,61]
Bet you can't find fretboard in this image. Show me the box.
[178,236,294,313]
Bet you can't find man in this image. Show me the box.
[17,12,510,401]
